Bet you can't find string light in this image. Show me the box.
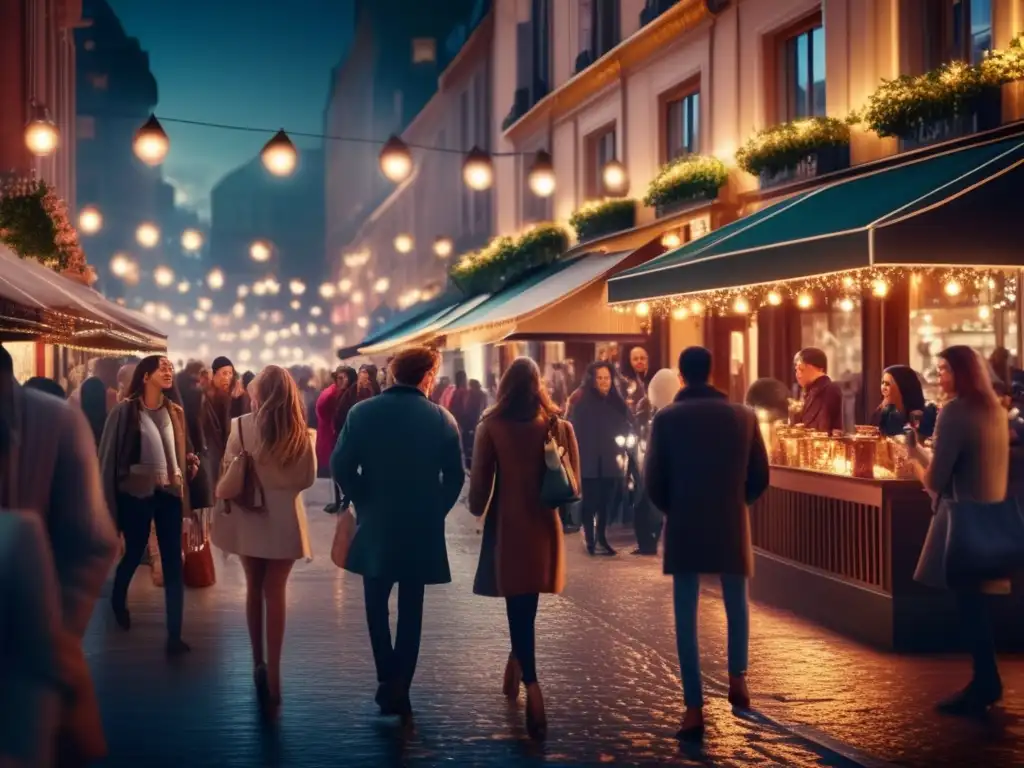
[207,268,225,290]
[153,266,175,287]
[78,206,102,234]
[319,282,336,299]
[133,114,169,165]
[261,130,297,176]
[527,150,555,197]
[289,279,306,296]
[462,147,494,190]
[379,135,413,182]
[394,234,414,254]
[797,293,814,309]
[433,236,453,258]
[24,104,59,156]
[181,229,203,251]
[136,223,160,248]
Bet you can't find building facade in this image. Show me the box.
[0,0,81,205]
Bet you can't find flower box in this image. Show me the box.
[736,117,851,187]
[450,224,569,297]
[569,198,636,242]
[655,192,716,219]
[643,155,727,217]
[897,86,1003,151]
[757,143,851,189]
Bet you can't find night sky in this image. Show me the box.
[107,0,354,219]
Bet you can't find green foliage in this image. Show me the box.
[736,117,850,177]
[568,198,637,241]
[643,155,727,208]
[449,224,570,296]
[0,179,68,269]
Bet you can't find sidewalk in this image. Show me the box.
[579,521,1024,767]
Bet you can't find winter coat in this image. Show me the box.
[177,378,215,509]
[314,383,345,471]
[796,374,844,433]
[644,385,770,576]
[469,414,580,597]
[569,387,633,479]
[332,385,464,584]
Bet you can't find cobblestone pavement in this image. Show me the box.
[83,480,1020,767]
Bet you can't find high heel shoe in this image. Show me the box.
[675,707,705,742]
[728,674,751,710]
[502,653,523,699]
[525,683,547,741]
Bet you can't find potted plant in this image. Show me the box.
[0,175,90,278]
[643,155,727,216]
[569,198,637,242]
[449,224,570,297]
[735,116,851,188]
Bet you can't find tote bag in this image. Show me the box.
[943,496,1024,586]
[540,417,580,507]
[330,508,356,568]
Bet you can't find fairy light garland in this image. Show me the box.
[611,266,1019,318]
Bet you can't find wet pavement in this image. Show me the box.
[83,480,1022,766]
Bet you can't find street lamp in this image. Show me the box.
[433,236,453,258]
[78,206,102,234]
[250,240,271,262]
[133,114,169,166]
[462,146,493,190]
[136,223,160,248]
[602,159,628,195]
[153,265,175,287]
[207,268,225,291]
[394,234,413,254]
[181,229,203,252]
[24,104,59,157]
[527,150,555,197]
[379,135,412,182]
[261,130,298,176]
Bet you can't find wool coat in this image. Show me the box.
[644,385,770,576]
[469,414,581,597]
[332,385,464,584]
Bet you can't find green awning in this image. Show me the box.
[608,132,1024,302]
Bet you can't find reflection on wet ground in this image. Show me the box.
[83,480,1020,766]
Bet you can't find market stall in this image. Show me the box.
[607,126,1024,651]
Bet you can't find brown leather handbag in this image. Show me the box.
[215,417,265,512]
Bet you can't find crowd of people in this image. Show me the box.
[3,334,1023,765]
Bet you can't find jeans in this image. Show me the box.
[957,589,1002,691]
[112,492,184,639]
[581,478,617,548]
[505,593,540,684]
[363,578,425,689]
[672,573,749,708]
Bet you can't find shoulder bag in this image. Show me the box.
[942,495,1024,587]
[540,416,580,507]
[214,417,266,512]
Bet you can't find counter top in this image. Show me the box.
[767,465,924,506]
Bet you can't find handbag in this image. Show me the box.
[540,416,580,507]
[215,417,265,511]
[330,507,356,568]
[942,496,1024,586]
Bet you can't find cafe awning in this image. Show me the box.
[432,250,633,347]
[608,131,1024,303]
[355,293,493,357]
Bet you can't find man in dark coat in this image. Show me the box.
[793,346,844,433]
[644,346,769,742]
[331,346,465,718]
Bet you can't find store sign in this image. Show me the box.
[690,215,710,240]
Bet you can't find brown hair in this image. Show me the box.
[485,357,559,422]
[252,365,309,466]
[390,346,439,387]
[938,345,1000,410]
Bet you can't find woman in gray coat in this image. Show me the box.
[911,345,1009,717]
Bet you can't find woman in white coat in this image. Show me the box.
[212,365,314,720]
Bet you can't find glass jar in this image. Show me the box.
[849,436,877,479]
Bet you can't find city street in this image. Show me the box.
[84,480,1024,767]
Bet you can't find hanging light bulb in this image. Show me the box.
[289,279,306,296]
[24,102,59,156]
[373,277,390,294]
[181,229,203,252]
[839,297,855,313]
[110,253,133,278]
[153,265,175,287]
[635,301,650,317]
[379,135,413,182]
[133,114,169,166]
[797,293,814,309]
[733,296,750,314]
[78,206,102,234]
[660,231,681,249]
[433,236,453,258]
[177,281,191,294]
[671,306,689,321]
[602,159,628,194]
[261,129,297,176]
[290,299,301,311]
[944,279,962,297]
[871,279,890,298]
[527,150,555,197]
[462,146,494,190]
[198,297,213,312]
[232,302,245,319]
[337,278,352,294]
[319,282,336,299]
[767,291,783,306]
[394,234,414,254]
[250,240,272,262]
[136,223,160,248]
[207,268,225,291]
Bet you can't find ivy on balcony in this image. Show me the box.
[0,175,90,277]
[569,198,637,242]
[449,223,570,297]
[736,117,851,179]
[643,155,727,213]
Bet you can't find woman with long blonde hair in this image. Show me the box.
[212,365,315,720]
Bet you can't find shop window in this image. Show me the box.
[779,21,826,121]
[584,125,617,199]
[909,270,1017,403]
[591,0,620,58]
[800,299,863,431]
[412,37,437,64]
[664,89,700,161]
[923,0,992,69]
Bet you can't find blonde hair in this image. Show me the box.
[252,365,309,466]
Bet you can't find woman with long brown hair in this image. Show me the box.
[469,357,581,740]
[211,365,315,720]
[911,345,1009,716]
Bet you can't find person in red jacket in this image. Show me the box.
[317,366,356,512]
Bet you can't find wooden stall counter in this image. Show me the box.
[751,466,1024,652]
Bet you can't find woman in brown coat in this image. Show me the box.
[469,357,581,741]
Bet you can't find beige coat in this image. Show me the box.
[211,413,314,560]
[3,386,118,764]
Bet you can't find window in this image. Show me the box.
[924,0,992,69]
[531,0,551,100]
[782,24,826,120]
[591,0,620,58]
[585,125,617,198]
[412,37,436,64]
[665,90,700,160]
[579,0,593,56]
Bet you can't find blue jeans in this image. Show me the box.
[672,573,749,708]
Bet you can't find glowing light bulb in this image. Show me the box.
[136,223,160,248]
[374,277,390,294]
[671,306,689,321]
[979,305,992,320]
[635,301,650,317]
[379,135,412,182]
[944,279,962,297]
[207,269,225,291]
[394,234,414,254]
[198,297,213,312]
[319,282,336,299]
[839,297,855,313]
[690,301,704,315]
[462,147,493,190]
[767,291,783,306]
[78,206,102,234]
[310,306,322,317]
[153,266,175,287]
[261,130,297,176]
[660,232,682,249]
[250,241,271,262]
[289,279,306,296]
[290,300,301,311]
[733,297,750,314]
[110,253,132,278]
[871,279,889,298]
[338,278,352,294]
[177,281,191,294]
[133,115,169,165]
[232,302,245,319]
[527,150,555,197]
[433,236,453,258]
[797,293,814,309]
[25,112,59,157]
[602,160,628,194]
[356,316,369,329]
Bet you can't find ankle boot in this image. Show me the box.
[676,707,705,741]
[728,674,751,710]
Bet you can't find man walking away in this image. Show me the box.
[332,346,465,719]
[644,346,769,742]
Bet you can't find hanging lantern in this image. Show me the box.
[379,135,413,182]
[261,130,298,176]
[135,223,160,248]
[181,229,203,252]
[602,160,628,194]
[462,146,494,190]
[133,114,169,166]
[394,234,414,254]
[527,150,555,197]
[78,206,102,234]
[24,104,59,157]
[433,236,453,258]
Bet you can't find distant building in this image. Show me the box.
[209,148,325,286]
